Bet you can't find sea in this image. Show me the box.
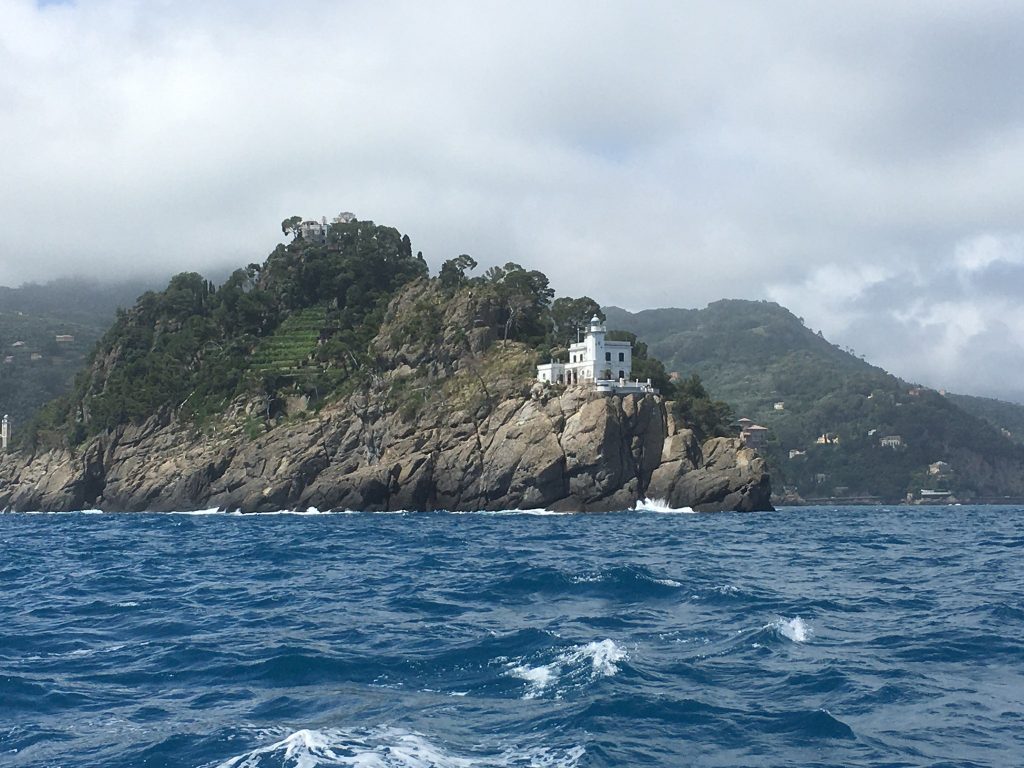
[1,503,1021,768]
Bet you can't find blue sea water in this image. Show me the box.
[1,504,1021,768]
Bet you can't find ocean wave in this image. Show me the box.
[506,638,628,699]
[169,508,237,516]
[211,726,585,768]
[765,616,812,643]
[632,498,696,513]
[493,564,683,601]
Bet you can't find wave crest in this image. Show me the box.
[507,638,628,699]
[632,498,695,513]
[767,616,812,643]
[213,726,585,768]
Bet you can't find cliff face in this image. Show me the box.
[0,388,770,513]
[0,281,771,513]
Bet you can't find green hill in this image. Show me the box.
[946,393,1024,445]
[604,301,1024,502]
[0,279,152,430]
[27,219,429,444]
[18,217,735,468]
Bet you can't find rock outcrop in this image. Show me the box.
[0,385,770,513]
[0,279,772,513]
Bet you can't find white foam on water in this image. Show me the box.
[631,497,695,513]
[211,726,585,768]
[505,638,628,699]
[576,638,627,677]
[508,662,557,698]
[170,508,232,516]
[652,577,682,587]
[767,616,812,643]
[453,508,573,516]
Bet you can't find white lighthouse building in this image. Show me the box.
[537,315,656,393]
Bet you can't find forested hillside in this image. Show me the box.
[947,393,1024,445]
[0,279,152,429]
[22,217,728,452]
[605,301,1024,502]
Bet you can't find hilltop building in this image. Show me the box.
[298,217,328,241]
[297,212,357,242]
[536,315,656,394]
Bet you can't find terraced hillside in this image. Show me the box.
[248,307,326,377]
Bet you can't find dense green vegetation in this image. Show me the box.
[948,393,1024,445]
[0,279,152,431]
[26,220,429,446]
[605,300,1024,501]
[18,219,729,451]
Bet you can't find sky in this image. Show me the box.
[3,1,1024,402]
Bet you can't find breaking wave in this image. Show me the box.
[213,727,585,768]
[506,638,628,699]
[766,616,813,643]
[632,498,696,513]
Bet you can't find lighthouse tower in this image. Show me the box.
[1,414,9,451]
[535,313,646,391]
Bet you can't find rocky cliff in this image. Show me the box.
[0,280,772,513]
[0,386,770,513]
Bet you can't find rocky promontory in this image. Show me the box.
[0,384,770,513]
[0,223,771,513]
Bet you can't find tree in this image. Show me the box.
[438,254,478,291]
[281,215,302,239]
[550,296,602,345]
[671,373,733,439]
[483,263,554,343]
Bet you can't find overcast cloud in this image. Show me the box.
[2,0,1024,401]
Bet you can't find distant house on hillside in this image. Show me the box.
[880,435,903,449]
[735,417,769,448]
[55,334,74,343]
[815,433,840,445]
[11,341,25,348]
[773,401,785,411]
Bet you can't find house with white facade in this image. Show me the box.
[537,315,656,394]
